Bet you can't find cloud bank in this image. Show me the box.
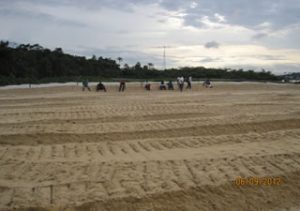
[0,0,299,74]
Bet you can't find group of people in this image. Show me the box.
[144,76,194,92]
[82,79,124,92]
[176,76,192,91]
[82,77,213,92]
[145,80,174,91]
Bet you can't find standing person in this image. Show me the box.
[186,76,192,89]
[179,76,184,92]
[144,80,151,91]
[167,80,174,90]
[177,76,180,89]
[82,79,91,91]
[207,79,213,88]
[119,80,126,92]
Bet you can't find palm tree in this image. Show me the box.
[117,57,123,67]
[148,63,154,70]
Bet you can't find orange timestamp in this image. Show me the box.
[235,176,283,186]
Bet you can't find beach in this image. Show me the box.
[0,82,299,210]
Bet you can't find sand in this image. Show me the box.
[0,82,299,211]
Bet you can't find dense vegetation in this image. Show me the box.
[0,41,279,85]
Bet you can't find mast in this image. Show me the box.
[163,45,166,70]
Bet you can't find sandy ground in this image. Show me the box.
[0,82,299,211]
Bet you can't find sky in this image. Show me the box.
[1,0,300,74]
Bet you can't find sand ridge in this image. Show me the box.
[0,82,299,210]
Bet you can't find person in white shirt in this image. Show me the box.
[176,77,180,89]
[179,76,184,91]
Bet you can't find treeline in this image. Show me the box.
[0,41,278,85]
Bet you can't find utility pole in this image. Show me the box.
[154,45,171,70]
[163,45,166,70]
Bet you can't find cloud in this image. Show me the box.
[2,0,300,30]
[73,45,166,67]
[270,64,300,74]
[255,55,286,61]
[214,13,226,23]
[204,41,220,49]
[190,2,198,9]
[0,0,299,73]
[159,0,300,30]
[198,57,222,63]
[252,33,269,40]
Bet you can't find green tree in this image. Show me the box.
[134,62,142,71]
[117,57,123,67]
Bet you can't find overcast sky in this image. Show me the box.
[1,0,300,74]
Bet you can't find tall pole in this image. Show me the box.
[163,45,166,70]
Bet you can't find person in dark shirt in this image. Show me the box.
[203,79,213,88]
[159,80,167,90]
[119,80,126,92]
[96,81,107,92]
[186,76,192,89]
[167,80,174,90]
[82,79,91,91]
[144,80,151,91]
